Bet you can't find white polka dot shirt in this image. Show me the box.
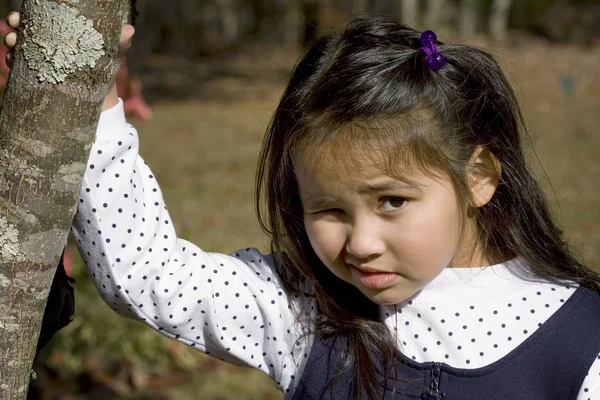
[71,100,600,399]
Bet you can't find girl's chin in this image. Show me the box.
[359,285,418,306]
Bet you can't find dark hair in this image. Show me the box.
[256,16,600,398]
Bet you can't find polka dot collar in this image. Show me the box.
[410,257,535,303]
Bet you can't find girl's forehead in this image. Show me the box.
[293,145,444,207]
[292,111,449,188]
[293,140,421,191]
[293,135,417,181]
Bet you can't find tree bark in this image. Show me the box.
[489,0,513,42]
[424,0,445,30]
[0,0,129,398]
[459,0,479,36]
[397,0,419,28]
[274,0,301,45]
[352,0,370,15]
[215,0,240,46]
[284,0,302,45]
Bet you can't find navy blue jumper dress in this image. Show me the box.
[291,287,600,400]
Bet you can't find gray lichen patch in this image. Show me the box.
[52,173,83,192]
[0,271,10,287]
[20,228,66,264]
[17,383,29,395]
[0,148,44,179]
[53,161,86,192]
[0,270,51,296]
[0,304,20,334]
[20,138,55,158]
[32,285,51,301]
[0,200,39,226]
[58,161,86,176]
[23,0,105,84]
[66,126,97,144]
[0,216,25,263]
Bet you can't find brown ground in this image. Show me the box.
[138,38,600,398]
[136,37,600,267]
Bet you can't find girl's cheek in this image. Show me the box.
[305,219,346,260]
[391,201,459,259]
[307,218,342,245]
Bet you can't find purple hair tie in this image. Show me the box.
[419,30,446,71]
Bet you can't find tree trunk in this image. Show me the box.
[0,0,129,398]
[424,0,445,30]
[397,0,419,28]
[276,0,301,45]
[353,0,370,14]
[489,0,513,42]
[215,0,240,46]
[459,0,479,36]
[285,0,302,45]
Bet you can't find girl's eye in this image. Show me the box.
[381,197,406,211]
[322,208,343,214]
[310,208,342,215]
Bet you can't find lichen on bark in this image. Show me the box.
[0,216,24,263]
[22,0,105,84]
[0,1,130,398]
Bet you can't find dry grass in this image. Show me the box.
[56,39,599,398]
[137,39,600,269]
[502,40,600,266]
[136,98,274,255]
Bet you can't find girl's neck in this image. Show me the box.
[406,256,527,303]
[448,218,510,268]
[448,252,511,269]
[448,239,490,269]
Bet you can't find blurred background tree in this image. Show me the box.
[1,0,599,54]
[0,0,597,399]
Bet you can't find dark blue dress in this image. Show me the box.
[292,287,600,400]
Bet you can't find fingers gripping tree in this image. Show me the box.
[0,0,130,397]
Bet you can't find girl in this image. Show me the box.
[7,13,600,399]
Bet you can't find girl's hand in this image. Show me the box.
[3,12,20,69]
[3,11,135,111]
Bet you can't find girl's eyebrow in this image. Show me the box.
[303,180,421,210]
[302,197,339,210]
[357,179,420,193]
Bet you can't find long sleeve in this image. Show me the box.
[71,100,314,395]
[579,356,600,399]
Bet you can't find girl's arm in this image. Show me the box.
[72,101,314,395]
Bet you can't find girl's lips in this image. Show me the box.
[350,265,397,289]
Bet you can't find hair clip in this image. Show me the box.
[419,30,446,71]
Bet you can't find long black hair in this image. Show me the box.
[255,16,600,398]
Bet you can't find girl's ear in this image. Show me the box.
[467,145,501,208]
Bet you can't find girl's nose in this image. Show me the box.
[345,220,386,260]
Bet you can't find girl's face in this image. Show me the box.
[294,148,486,305]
